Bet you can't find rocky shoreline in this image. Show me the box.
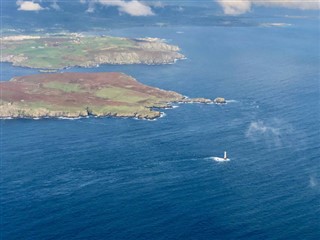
[0,97,214,120]
[2,52,185,70]
[0,72,218,121]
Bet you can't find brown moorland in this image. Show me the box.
[0,72,212,119]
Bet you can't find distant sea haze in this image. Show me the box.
[2,17,320,240]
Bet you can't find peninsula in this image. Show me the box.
[0,72,212,120]
[1,34,185,69]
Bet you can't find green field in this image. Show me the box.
[2,35,183,69]
[0,72,187,119]
[43,81,83,93]
[96,87,153,103]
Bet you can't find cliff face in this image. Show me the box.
[0,103,162,120]
[136,40,181,51]
[0,104,89,119]
[92,51,184,66]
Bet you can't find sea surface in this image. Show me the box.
[1,17,320,239]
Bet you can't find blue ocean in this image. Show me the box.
[1,12,320,240]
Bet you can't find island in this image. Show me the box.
[0,72,212,120]
[214,97,226,104]
[1,34,185,69]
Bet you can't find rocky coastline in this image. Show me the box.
[0,72,214,121]
[1,35,185,69]
[0,97,214,120]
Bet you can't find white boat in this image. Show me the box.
[212,151,230,162]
